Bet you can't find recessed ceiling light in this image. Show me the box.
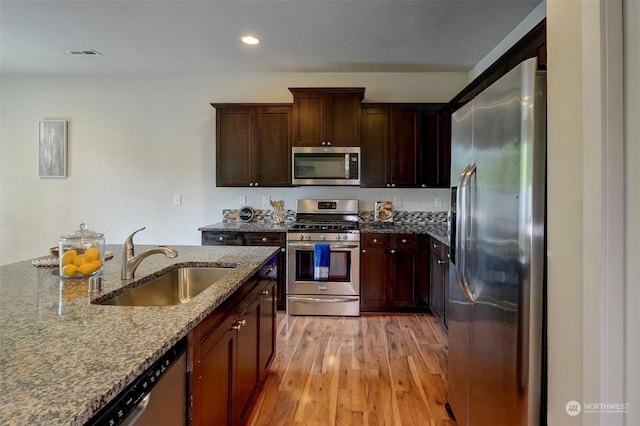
[241,35,260,45]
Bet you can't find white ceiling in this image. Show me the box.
[0,0,542,75]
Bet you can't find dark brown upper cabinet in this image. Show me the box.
[361,103,450,188]
[289,88,365,147]
[212,104,292,187]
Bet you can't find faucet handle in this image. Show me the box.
[124,227,146,251]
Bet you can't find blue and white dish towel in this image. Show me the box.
[314,243,331,281]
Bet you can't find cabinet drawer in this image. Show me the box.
[391,234,420,249]
[202,232,243,246]
[362,233,390,247]
[243,233,285,246]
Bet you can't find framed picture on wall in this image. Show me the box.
[39,120,67,178]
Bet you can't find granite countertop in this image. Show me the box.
[0,244,278,426]
[199,221,449,246]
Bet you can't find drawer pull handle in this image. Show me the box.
[260,290,270,296]
[262,237,267,242]
[437,259,447,264]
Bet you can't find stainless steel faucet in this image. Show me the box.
[121,227,178,279]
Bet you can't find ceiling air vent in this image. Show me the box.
[66,50,101,56]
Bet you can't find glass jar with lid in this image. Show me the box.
[59,223,105,278]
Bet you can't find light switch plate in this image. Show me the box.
[173,194,182,206]
[239,195,246,206]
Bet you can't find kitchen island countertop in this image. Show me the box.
[0,244,278,425]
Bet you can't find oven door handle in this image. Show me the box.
[288,296,360,303]
[287,243,359,250]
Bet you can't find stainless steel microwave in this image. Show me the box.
[292,147,360,186]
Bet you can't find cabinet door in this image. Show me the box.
[234,298,260,425]
[256,107,292,186]
[360,234,389,311]
[421,106,451,188]
[192,313,237,426]
[389,108,420,187]
[291,92,324,146]
[325,93,362,147]
[360,107,388,188]
[390,234,420,307]
[258,279,276,382]
[429,240,444,318]
[442,244,450,328]
[216,108,254,186]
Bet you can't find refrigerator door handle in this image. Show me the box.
[456,163,477,303]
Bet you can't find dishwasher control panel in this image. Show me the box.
[87,338,186,426]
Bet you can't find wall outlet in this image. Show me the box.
[173,194,182,206]
[393,196,402,208]
[263,195,270,207]
[239,195,246,206]
[434,197,442,208]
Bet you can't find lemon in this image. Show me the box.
[61,249,77,266]
[78,262,99,276]
[85,247,101,262]
[63,264,79,277]
[73,254,86,266]
[91,260,103,269]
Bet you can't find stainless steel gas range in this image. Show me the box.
[286,199,360,316]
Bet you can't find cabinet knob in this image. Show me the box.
[219,236,224,241]
[231,318,247,331]
[373,238,378,243]
[260,290,269,296]
[249,183,254,187]
[280,247,286,253]
[390,249,396,254]
[321,141,327,146]
[421,184,426,188]
[392,183,396,188]
[254,182,259,186]
[402,239,408,244]
[327,141,331,146]
[362,249,367,254]
[262,237,268,242]
[386,184,391,188]
[437,259,447,264]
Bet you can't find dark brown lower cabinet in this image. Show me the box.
[360,233,427,311]
[202,231,286,311]
[428,237,450,328]
[190,256,276,426]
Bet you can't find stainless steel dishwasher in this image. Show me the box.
[87,338,186,426]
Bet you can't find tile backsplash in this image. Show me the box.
[223,209,447,224]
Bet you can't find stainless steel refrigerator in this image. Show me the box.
[446,57,546,426]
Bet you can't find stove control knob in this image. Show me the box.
[320,234,326,241]
[335,235,341,241]
[297,234,304,241]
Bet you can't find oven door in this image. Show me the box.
[286,241,360,296]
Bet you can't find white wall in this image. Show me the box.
[547,0,637,425]
[624,0,640,424]
[0,71,464,265]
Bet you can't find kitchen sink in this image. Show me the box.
[95,266,236,306]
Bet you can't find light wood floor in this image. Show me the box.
[246,312,456,426]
